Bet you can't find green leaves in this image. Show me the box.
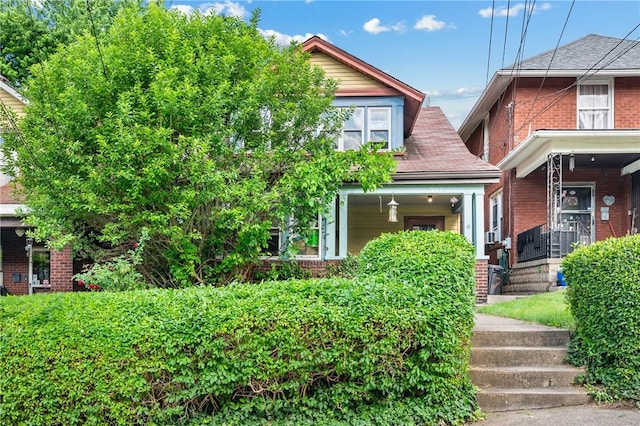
[3,3,394,287]
[564,234,640,402]
[0,231,480,424]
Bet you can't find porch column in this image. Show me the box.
[462,193,474,246]
[338,193,349,258]
[324,196,337,260]
[473,192,487,258]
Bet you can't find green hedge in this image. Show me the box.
[0,231,479,425]
[563,234,640,402]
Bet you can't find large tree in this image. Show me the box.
[0,0,141,88]
[2,4,395,287]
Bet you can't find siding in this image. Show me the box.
[0,87,25,116]
[347,205,460,254]
[310,52,387,90]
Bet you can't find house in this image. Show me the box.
[458,34,640,293]
[1,37,501,302]
[0,76,75,295]
[298,37,500,303]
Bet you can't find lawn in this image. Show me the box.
[476,289,575,329]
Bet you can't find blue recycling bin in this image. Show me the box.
[557,268,567,286]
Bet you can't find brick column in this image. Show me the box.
[50,246,74,292]
[475,259,488,304]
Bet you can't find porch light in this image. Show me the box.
[590,156,595,162]
[427,195,433,203]
[569,154,575,172]
[387,195,399,223]
[450,196,459,207]
[15,228,25,237]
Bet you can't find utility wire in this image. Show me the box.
[485,0,496,85]
[86,0,108,79]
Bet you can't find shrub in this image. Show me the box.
[563,234,640,403]
[0,231,480,425]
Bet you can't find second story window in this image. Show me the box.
[578,81,612,129]
[337,106,391,150]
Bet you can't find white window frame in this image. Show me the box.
[264,214,322,259]
[577,79,613,129]
[489,191,503,242]
[367,107,391,150]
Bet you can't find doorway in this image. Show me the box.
[404,216,445,231]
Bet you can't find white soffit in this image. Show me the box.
[498,130,640,178]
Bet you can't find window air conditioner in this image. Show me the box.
[485,231,496,244]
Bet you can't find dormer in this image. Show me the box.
[302,36,425,150]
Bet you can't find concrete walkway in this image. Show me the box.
[469,314,640,425]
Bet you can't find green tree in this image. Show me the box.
[0,0,141,88]
[2,4,395,287]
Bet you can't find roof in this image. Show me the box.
[459,34,640,142]
[395,107,501,181]
[505,34,640,71]
[302,36,425,138]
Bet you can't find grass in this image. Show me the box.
[476,289,575,330]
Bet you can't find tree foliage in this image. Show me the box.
[0,0,141,89]
[2,3,395,287]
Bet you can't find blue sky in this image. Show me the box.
[166,1,640,129]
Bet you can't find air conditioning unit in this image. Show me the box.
[485,231,497,244]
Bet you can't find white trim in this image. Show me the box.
[0,204,27,216]
[576,78,613,129]
[0,80,27,104]
[622,159,640,176]
[497,130,640,178]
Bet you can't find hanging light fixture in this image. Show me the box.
[388,195,399,223]
[569,154,575,172]
[427,195,433,203]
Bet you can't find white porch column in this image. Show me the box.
[463,193,474,246]
[323,197,337,260]
[338,193,349,259]
[473,192,487,258]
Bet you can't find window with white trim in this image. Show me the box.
[264,215,322,259]
[578,81,612,129]
[337,106,391,150]
[489,191,503,242]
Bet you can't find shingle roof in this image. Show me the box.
[395,107,500,179]
[506,34,640,71]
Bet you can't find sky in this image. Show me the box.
[165,0,640,130]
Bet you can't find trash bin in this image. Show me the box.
[488,265,504,295]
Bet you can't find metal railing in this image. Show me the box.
[516,224,581,263]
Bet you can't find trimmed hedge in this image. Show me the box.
[563,234,640,402]
[0,230,479,425]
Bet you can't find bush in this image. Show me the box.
[0,231,480,425]
[563,234,640,403]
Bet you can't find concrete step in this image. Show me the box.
[472,329,571,347]
[471,346,569,367]
[477,387,593,412]
[469,366,586,388]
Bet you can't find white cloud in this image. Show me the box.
[363,18,390,34]
[363,18,406,34]
[479,2,552,18]
[426,86,484,100]
[171,1,249,18]
[259,29,329,46]
[414,15,446,32]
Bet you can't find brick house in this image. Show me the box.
[1,37,501,301]
[458,34,640,293]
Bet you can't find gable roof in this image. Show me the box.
[458,34,640,142]
[0,74,26,106]
[302,36,425,138]
[396,107,500,181]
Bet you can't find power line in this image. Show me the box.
[485,0,496,86]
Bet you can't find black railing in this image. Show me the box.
[516,224,579,263]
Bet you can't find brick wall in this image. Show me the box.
[475,259,489,304]
[614,77,640,127]
[2,231,30,295]
[51,246,74,292]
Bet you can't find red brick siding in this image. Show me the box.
[475,259,489,304]
[2,231,30,295]
[614,77,640,128]
[50,246,74,292]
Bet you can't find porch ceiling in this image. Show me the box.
[348,194,458,208]
[498,130,640,178]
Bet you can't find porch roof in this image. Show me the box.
[498,129,640,178]
[395,107,501,182]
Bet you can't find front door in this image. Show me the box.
[560,185,594,246]
[404,216,445,231]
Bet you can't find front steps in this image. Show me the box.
[471,318,592,412]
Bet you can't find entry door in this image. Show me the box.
[404,216,445,231]
[560,185,594,245]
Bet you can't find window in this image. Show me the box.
[264,215,322,258]
[578,81,612,129]
[489,191,503,242]
[368,107,390,149]
[337,106,391,150]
